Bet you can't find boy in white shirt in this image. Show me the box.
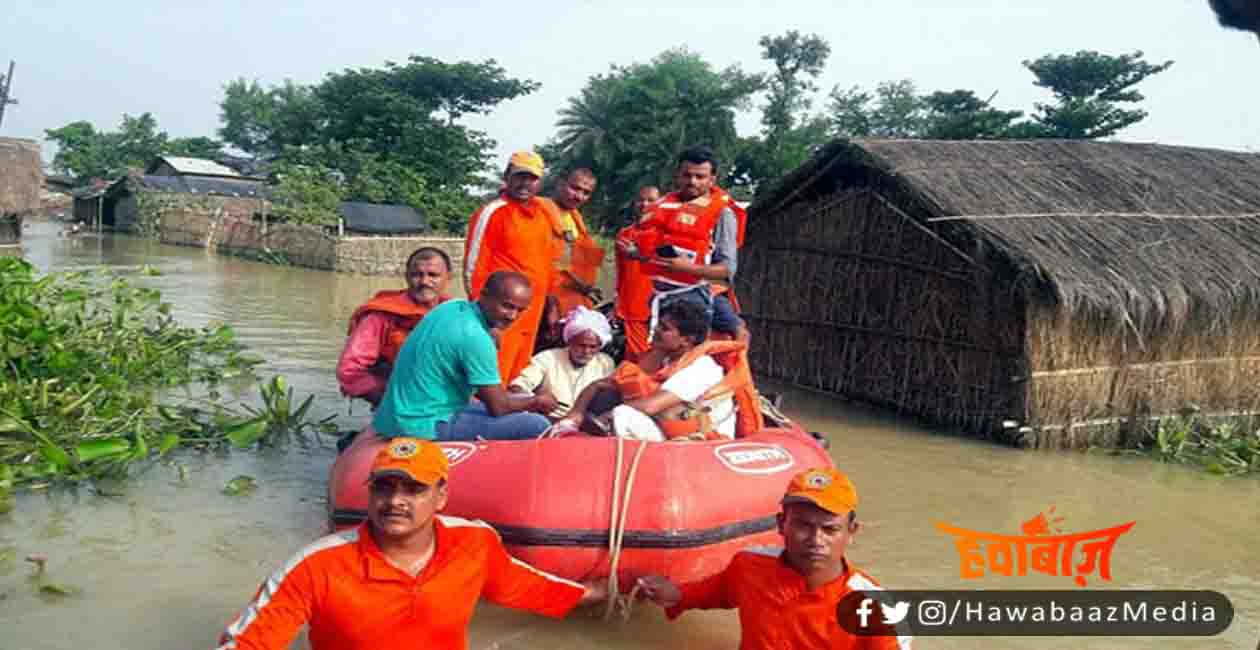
[560,300,735,441]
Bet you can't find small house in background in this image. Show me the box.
[71,181,109,225]
[43,174,78,193]
[146,155,253,180]
[336,201,427,236]
[741,138,1260,450]
[100,173,270,231]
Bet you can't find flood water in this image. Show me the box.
[3,221,1259,649]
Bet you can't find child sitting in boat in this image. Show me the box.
[509,306,616,421]
[557,299,761,441]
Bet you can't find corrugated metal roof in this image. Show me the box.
[147,156,243,178]
[337,201,427,234]
[110,175,270,198]
[72,185,107,199]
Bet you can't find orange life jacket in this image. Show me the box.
[347,290,447,364]
[614,223,655,321]
[636,186,742,288]
[545,202,606,313]
[611,339,764,440]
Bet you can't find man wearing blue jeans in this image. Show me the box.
[372,270,556,441]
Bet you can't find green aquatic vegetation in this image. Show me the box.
[222,475,258,496]
[0,258,333,492]
[1144,414,1260,476]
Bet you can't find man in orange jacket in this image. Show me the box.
[613,185,660,362]
[336,247,452,407]
[464,151,558,383]
[217,438,607,650]
[633,146,749,344]
[544,168,605,316]
[637,467,912,650]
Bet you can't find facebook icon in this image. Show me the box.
[856,598,875,628]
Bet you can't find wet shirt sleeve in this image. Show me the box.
[665,564,736,618]
[335,313,390,402]
[709,207,738,278]
[462,322,504,388]
[216,557,317,650]
[480,531,586,617]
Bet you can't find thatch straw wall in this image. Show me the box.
[740,186,1025,438]
[746,138,1260,449]
[0,137,42,218]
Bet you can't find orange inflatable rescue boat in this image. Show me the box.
[328,420,831,588]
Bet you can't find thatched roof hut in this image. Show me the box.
[0,137,42,245]
[740,138,1260,449]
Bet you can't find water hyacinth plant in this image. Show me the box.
[1146,413,1260,476]
[0,258,333,504]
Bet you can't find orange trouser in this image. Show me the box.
[496,287,547,383]
[550,282,595,317]
[622,319,651,363]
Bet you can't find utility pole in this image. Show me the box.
[0,61,17,130]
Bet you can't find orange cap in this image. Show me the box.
[507,151,545,178]
[370,438,450,485]
[781,467,858,515]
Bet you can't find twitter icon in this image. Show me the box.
[881,601,910,625]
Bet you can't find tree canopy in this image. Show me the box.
[1022,50,1173,139]
[217,55,538,231]
[540,48,764,229]
[45,113,226,181]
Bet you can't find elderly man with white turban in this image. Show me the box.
[509,306,616,421]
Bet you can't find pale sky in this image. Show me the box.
[5,0,1258,171]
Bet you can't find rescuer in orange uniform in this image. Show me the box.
[217,438,607,650]
[637,467,912,649]
[464,151,559,383]
[613,185,661,362]
[544,168,605,316]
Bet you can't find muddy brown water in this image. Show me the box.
[2,222,1258,649]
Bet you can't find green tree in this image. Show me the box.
[920,90,1026,139]
[45,121,121,180]
[217,57,536,232]
[827,80,927,138]
[1022,50,1173,139]
[218,79,320,159]
[545,48,764,228]
[46,113,223,181]
[272,142,475,232]
[731,31,831,193]
[269,159,344,226]
[313,56,536,190]
[759,31,830,149]
[166,136,225,159]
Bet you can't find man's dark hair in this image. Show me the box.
[406,246,452,272]
[659,299,710,346]
[677,145,719,176]
[483,270,531,298]
[568,167,597,184]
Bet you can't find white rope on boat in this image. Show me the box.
[603,434,648,622]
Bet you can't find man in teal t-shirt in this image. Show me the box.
[372,271,557,440]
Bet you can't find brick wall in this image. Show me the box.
[333,235,464,276]
[156,206,462,276]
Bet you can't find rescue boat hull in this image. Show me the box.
[328,426,831,587]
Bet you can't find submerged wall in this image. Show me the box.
[156,205,462,276]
